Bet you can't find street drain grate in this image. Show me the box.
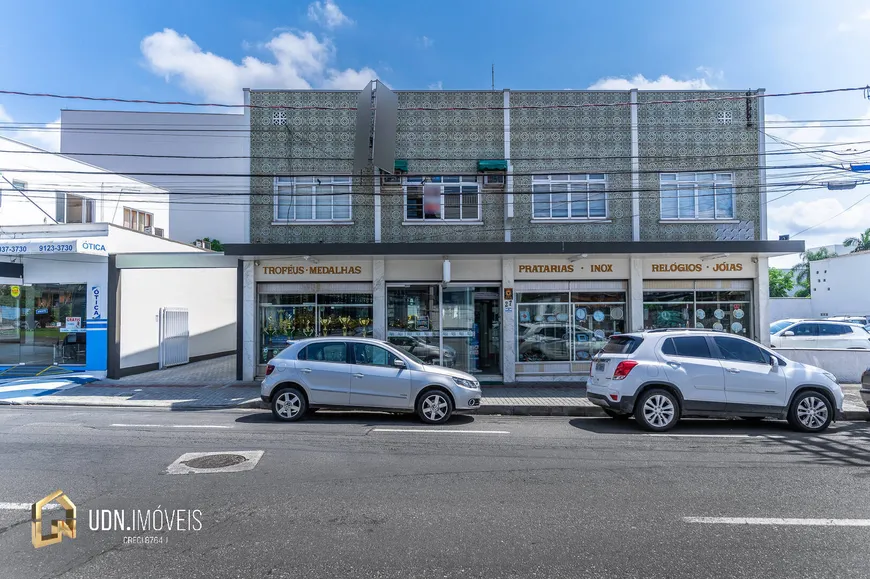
[166,451,264,475]
[182,454,247,469]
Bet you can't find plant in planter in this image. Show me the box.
[358,317,372,337]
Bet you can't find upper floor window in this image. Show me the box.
[405,176,480,222]
[124,207,153,232]
[274,176,351,222]
[660,173,735,221]
[57,193,96,224]
[532,174,607,220]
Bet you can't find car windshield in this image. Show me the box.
[770,320,795,334]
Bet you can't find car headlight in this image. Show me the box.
[823,371,839,384]
[453,377,479,389]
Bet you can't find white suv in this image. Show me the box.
[770,320,870,349]
[588,329,843,433]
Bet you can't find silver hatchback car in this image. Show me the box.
[261,337,482,424]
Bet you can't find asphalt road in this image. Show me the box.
[1,406,869,579]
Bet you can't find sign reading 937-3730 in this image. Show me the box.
[0,239,108,256]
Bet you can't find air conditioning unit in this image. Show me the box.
[154,228,165,238]
[144,226,154,235]
[483,174,506,188]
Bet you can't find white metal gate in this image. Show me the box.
[159,307,189,369]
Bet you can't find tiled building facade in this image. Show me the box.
[230,87,801,382]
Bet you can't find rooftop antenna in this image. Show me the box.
[491,64,495,91]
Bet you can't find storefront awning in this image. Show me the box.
[0,238,108,257]
[225,240,805,258]
[477,159,508,172]
[394,159,409,173]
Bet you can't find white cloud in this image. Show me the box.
[419,36,434,49]
[587,73,712,91]
[307,0,353,29]
[428,81,443,90]
[0,105,60,151]
[764,107,870,266]
[837,8,870,31]
[768,197,870,237]
[141,28,378,103]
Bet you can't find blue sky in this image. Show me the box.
[1,0,869,262]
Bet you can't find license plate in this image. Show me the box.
[595,362,606,372]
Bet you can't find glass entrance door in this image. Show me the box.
[442,286,501,375]
[387,284,502,375]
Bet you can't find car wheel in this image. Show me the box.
[635,389,680,432]
[271,387,308,422]
[416,389,453,425]
[788,391,833,433]
[602,408,631,420]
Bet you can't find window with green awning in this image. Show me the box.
[477,159,507,172]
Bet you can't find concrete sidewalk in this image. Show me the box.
[1,381,867,420]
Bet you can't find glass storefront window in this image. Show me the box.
[387,285,442,365]
[0,284,87,367]
[517,291,626,363]
[387,285,501,374]
[258,292,373,363]
[643,287,752,337]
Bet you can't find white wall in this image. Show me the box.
[770,298,814,322]
[0,136,169,233]
[60,110,250,245]
[118,268,236,370]
[775,348,870,384]
[806,252,870,317]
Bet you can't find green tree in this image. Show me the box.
[768,268,795,298]
[193,238,224,252]
[843,227,870,253]
[791,247,834,297]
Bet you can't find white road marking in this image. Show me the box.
[110,424,232,429]
[371,428,510,434]
[0,502,60,511]
[684,517,870,526]
[642,434,785,439]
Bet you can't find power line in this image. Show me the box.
[0,85,867,111]
[3,146,870,163]
[0,161,845,179]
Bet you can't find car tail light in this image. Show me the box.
[265,364,275,376]
[612,360,638,380]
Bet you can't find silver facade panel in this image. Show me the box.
[372,81,398,173]
[353,82,373,175]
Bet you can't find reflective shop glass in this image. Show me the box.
[0,284,88,367]
[643,288,752,338]
[387,285,501,375]
[517,291,626,362]
[259,292,373,364]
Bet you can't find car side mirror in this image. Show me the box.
[770,356,778,368]
[393,358,406,368]
[782,331,795,337]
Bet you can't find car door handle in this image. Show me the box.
[300,368,312,373]
[667,362,681,369]
[353,373,365,378]
[726,367,740,374]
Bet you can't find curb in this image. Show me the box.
[233,401,870,420]
[4,399,868,420]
